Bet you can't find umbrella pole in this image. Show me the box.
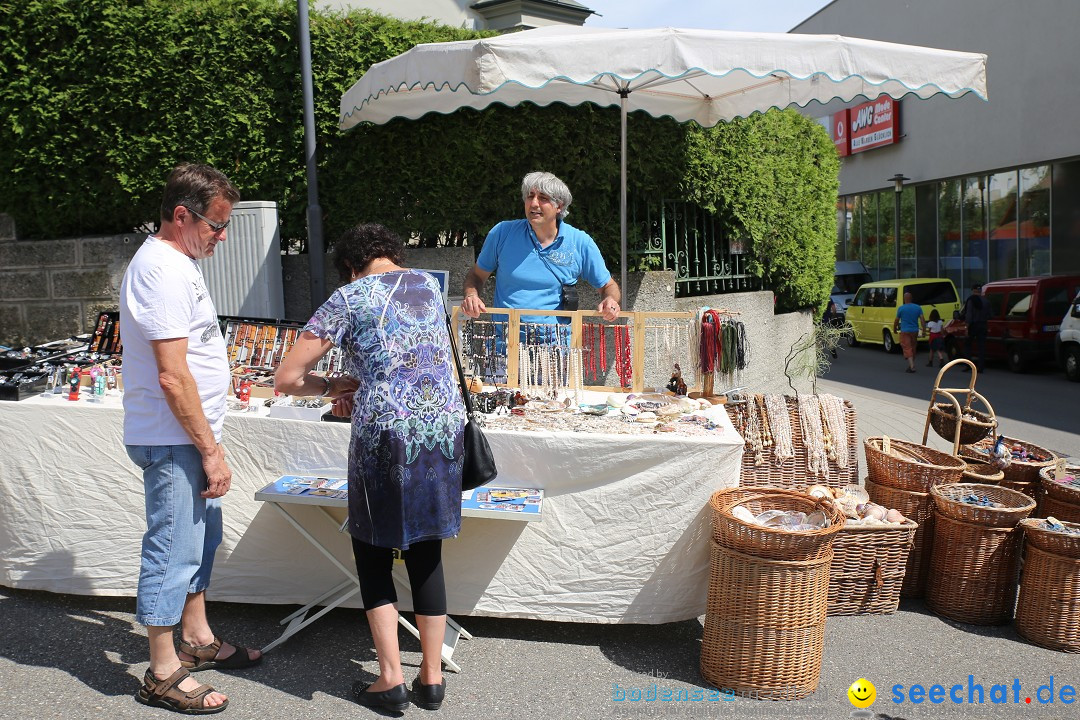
[619,89,628,299]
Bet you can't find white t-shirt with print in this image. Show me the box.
[119,237,230,445]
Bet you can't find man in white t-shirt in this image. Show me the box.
[120,163,260,714]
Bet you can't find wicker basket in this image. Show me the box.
[726,395,859,490]
[713,491,845,562]
[961,459,1005,485]
[701,541,830,700]
[1039,464,1080,505]
[960,436,1058,486]
[929,483,1036,528]
[928,402,995,445]
[864,478,934,598]
[1038,494,1080,524]
[709,487,817,544]
[1020,518,1080,559]
[827,520,917,616]
[925,511,1023,625]
[1015,545,1080,653]
[865,437,967,492]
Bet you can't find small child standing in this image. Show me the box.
[926,309,946,367]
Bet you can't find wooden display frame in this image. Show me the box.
[451,307,697,394]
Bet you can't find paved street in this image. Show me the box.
[1,352,1078,720]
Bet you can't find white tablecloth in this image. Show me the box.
[0,394,741,623]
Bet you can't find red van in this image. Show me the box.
[943,275,1080,372]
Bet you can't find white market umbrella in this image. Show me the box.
[339,26,987,291]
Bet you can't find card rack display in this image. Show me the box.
[88,311,122,355]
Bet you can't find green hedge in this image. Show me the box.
[0,0,838,311]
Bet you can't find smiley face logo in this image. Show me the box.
[847,678,876,708]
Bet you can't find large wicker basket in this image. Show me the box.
[928,402,995,445]
[961,459,1005,485]
[865,437,967,492]
[1038,494,1080,524]
[961,436,1058,488]
[709,487,819,543]
[930,483,1036,528]
[712,491,845,562]
[1039,464,1080,505]
[1015,545,1080,653]
[726,395,859,490]
[1020,518,1080,559]
[864,478,934,598]
[925,511,1024,625]
[701,541,830,700]
[827,520,917,616]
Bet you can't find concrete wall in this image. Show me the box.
[793,0,1080,195]
[0,214,140,347]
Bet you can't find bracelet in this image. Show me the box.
[314,375,331,398]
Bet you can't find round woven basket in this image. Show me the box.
[701,542,830,700]
[1015,545,1080,653]
[708,487,813,543]
[1020,517,1080,559]
[713,492,845,562]
[930,483,1036,528]
[960,436,1058,486]
[1038,494,1080,524]
[961,459,1005,485]
[865,437,967,492]
[864,478,934,598]
[1039,464,1080,504]
[926,511,1023,625]
[929,403,995,445]
[827,520,918,616]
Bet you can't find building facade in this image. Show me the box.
[318,0,594,31]
[794,0,1080,290]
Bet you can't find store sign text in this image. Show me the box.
[849,96,900,153]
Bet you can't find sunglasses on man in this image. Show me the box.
[185,206,230,233]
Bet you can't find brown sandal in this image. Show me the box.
[135,667,228,715]
[179,636,262,672]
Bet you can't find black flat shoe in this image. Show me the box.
[412,676,446,710]
[352,681,409,712]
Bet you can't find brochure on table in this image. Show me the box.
[256,475,543,522]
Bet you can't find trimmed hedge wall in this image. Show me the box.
[0,0,838,311]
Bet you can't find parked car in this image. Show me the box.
[831,260,873,319]
[943,275,1080,372]
[1055,289,1080,382]
[846,278,961,352]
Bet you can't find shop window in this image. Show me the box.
[1052,160,1080,274]
[938,179,963,289]
[962,177,988,287]
[1019,165,1051,276]
[987,171,1018,281]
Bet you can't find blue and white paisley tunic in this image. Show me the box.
[304,270,465,549]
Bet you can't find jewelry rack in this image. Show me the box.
[451,307,699,394]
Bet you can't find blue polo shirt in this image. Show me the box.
[896,302,924,333]
[476,218,612,324]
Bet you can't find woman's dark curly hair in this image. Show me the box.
[332,223,405,282]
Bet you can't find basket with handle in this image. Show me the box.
[709,486,810,543]
[1015,544,1080,652]
[865,436,967,492]
[712,491,845,562]
[930,483,1036,528]
[929,403,996,445]
[864,477,934,598]
[920,359,998,454]
[827,519,917,616]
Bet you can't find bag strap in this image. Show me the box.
[528,225,575,288]
[444,313,475,415]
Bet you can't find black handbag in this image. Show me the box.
[445,314,498,491]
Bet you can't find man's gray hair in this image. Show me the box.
[521,172,572,220]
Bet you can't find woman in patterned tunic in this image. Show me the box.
[276,223,464,712]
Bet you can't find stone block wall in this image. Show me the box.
[0,214,141,346]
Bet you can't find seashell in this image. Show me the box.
[620,404,639,416]
[779,511,808,528]
[731,505,755,524]
[862,516,884,526]
[885,508,907,524]
[806,510,828,528]
[753,510,787,526]
[841,484,869,503]
[678,397,699,413]
[698,399,713,410]
[635,411,657,423]
[806,485,833,500]
[858,503,889,521]
[606,394,626,408]
[838,497,861,519]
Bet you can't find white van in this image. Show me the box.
[1056,289,1080,381]
[832,261,873,318]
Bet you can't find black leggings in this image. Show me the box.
[351,537,446,616]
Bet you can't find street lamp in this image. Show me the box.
[889,173,909,278]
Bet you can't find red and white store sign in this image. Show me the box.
[849,96,900,153]
[832,109,850,156]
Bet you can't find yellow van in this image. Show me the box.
[846,278,962,352]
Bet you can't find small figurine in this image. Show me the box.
[666,363,688,396]
[990,435,1012,470]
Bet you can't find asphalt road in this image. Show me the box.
[1,350,1078,720]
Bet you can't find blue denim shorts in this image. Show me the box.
[126,444,223,627]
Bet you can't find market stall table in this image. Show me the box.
[0,391,742,623]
